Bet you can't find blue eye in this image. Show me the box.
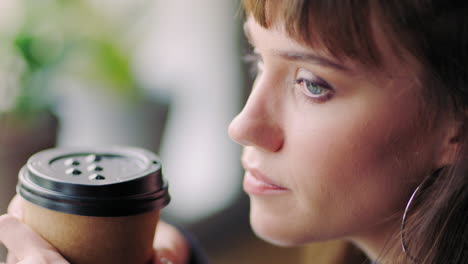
[305,81,325,95]
[294,77,334,102]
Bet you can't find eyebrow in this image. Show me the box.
[275,51,351,72]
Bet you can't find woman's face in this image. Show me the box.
[228,17,447,246]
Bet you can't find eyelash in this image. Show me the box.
[293,77,334,103]
[243,52,334,103]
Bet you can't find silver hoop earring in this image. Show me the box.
[401,168,441,264]
[401,183,421,263]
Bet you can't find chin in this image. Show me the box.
[249,210,310,247]
[253,230,300,247]
[248,199,342,247]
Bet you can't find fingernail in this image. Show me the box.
[160,257,174,264]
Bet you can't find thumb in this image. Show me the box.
[7,195,23,219]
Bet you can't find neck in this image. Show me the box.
[348,218,405,263]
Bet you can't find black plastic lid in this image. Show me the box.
[17,146,170,217]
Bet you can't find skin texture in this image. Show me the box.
[229,17,452,261]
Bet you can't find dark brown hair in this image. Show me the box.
[242,0,468,263]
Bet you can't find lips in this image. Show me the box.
[242,162,288,195]
[248,169,286,188]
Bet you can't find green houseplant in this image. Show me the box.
[0,0,63,215]
[0,0,158,214]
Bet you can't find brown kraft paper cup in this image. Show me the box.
[17,147,170,264]
[22,200,160,264]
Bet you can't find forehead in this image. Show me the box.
[244,16,421,81]
[245,18,354,72]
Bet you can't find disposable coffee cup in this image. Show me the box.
[16,146,170,264]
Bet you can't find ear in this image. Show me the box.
[434,118,464,168]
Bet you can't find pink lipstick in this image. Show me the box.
[243,168,288,195]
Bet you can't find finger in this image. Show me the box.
[14,257,41,264]
[153,221,189,264]
[0,214,65,263]
[7,195,23,219]
[6,253,19,264]
[154,248,177,264]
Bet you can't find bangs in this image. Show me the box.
[242,0,381,66]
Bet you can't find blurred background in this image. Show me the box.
[0,0,309,263]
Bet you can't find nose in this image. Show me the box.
[228,82,284,152]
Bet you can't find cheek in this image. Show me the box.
[284,96,432,236]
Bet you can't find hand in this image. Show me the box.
[0,196,69,264]
[0,196,189,264]
[152,221,190,264]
